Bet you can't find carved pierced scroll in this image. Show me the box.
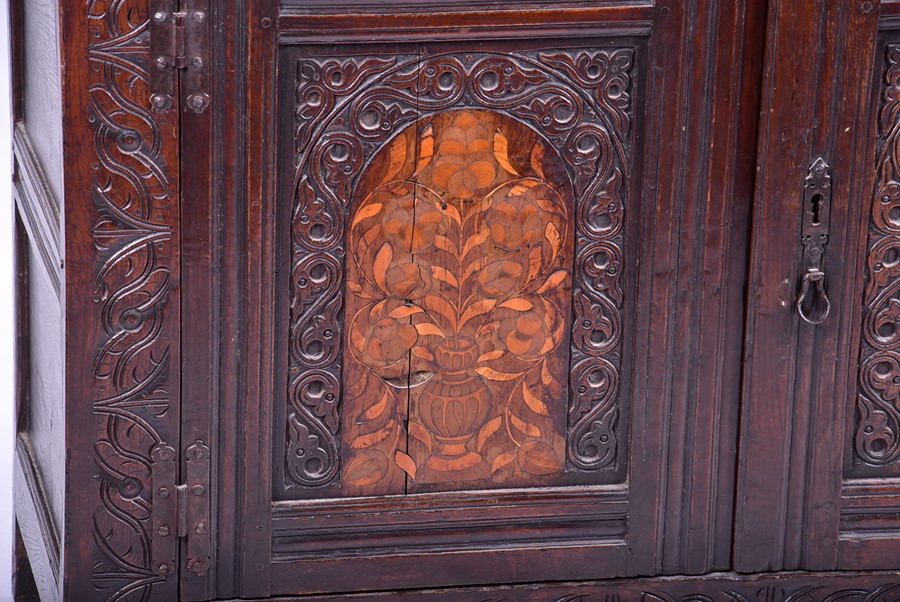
[854,44,900,472]
[88,1,180,598]
[286,48,634,494]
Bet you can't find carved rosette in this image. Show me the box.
[855,45,900,470]
[288,48,634,492]
[88,1,178,598]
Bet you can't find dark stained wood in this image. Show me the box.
[53,0,183,599]
[179,6,215,599]
[277,5,655,44]
[14,0,900,599]
[735,0,883,574]
[237,572,900,601]
[13,525,41,602]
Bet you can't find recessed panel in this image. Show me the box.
[279,43,635,498]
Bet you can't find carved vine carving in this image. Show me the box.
[288,48,633,490]
[88,1,178,598]
[478,583,900,602]
[856,44,900,469]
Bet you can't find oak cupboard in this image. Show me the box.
[11,0,900,600]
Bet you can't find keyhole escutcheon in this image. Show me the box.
[811,192,823,226]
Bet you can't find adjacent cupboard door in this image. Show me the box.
[735,0,900,574]
[176,0,900,599]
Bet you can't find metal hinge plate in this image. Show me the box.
[150,439,211,579]
[149,0,210,113]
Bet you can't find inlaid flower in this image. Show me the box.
[494,297,564,360]
[485,193,548,254]
[431,111,498,199]
[349,298,419,368]
[376,188,446,254]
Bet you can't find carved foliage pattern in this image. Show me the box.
[856,45,900,469]
[478,583,900,602]
[288,48,633,490]
[88,0,178,598]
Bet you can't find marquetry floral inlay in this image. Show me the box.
[342,109,572,494]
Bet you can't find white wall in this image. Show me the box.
[1,0,19,598]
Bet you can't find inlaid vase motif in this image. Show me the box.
[342,109,574,494]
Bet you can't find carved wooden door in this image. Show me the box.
[178,1,766,599]
[734,0,900,575]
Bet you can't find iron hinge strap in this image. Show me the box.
[149,0,210,112]
[150,439,211,579]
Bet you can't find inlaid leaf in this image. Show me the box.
[352,203,384,229]
[423,293,457,328]
[462,229,490,257]
[434,234,459,255]
[350,423,394,449]
[374,242,393,290]
[437,200,462,224]
[412,346,435,361]
[408,420,433,453]
[395,450,418,480]
[477,416,503,451]
[415,124,434,175]
[537,196,562,214]
[350,321,367,353]
[344,450,389,487]
[509,411,541,438]
[491,450,517,474]
[509,180,539,197]
[361,390,390,421]
[389,304,424,319]
[545,222,561,257]
[526,246,543,283]
[520,442,562,476]
[431,266,459,288]
[541,360,560,389]
[536,270,567,294]
[498,298,534,311]
[461,299,497,326]
[477,349,505,362]
[493,130,520,176]
[462,255,493,282]
[531,144,546,178]
[415,322,445,337]
[522,382,550,417]
[383,136,407,183]
[475,367,526,381]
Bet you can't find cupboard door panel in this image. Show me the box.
[735,0,884,574]
[839,9,900,569]
[278,43,633,500]
[199,1,765,597]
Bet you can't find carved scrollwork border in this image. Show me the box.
[854,44,900,471]
[287,46,634,492]
[87,1,179,598]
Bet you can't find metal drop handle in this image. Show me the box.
[797,267,831,324]
[796,157,832,326]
